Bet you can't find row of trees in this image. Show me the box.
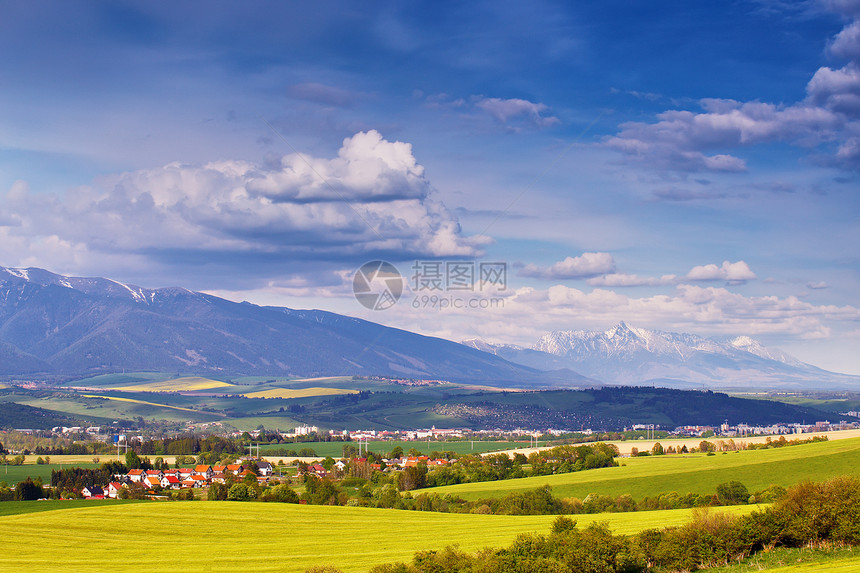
[338,476,860,573]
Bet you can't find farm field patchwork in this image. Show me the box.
[430,437,860,501]
[241,387,358,399]
[0,502,757,573]
[81,394,222,416]
[88,376,234,392]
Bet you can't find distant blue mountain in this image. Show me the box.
[463,322,860,390]
[0,266,589,386]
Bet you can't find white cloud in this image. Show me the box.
[806,63,860,116]
[380,283,859,346]
[519,252,616,279]
[0,131,490,283]
[605,18,860,172]
[605,101,840,172]
[829,20,860,61]
[686,260,757,284]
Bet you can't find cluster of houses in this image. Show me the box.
[305,455,452,479]
[81,455,455,498]
[82,461,275,498]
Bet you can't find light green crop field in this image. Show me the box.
[260,440,528,458]
[0,502,756,573]
[430,437,860,501]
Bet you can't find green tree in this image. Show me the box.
[125,450,142,469]
[15,477,44,501]
[227,483,249,501]
[651,442,664,456]
[208,482,228,501]
[398,465,428,491]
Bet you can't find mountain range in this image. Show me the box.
[462,322,860,390]
[0,266,584,385]
[1,266,856,391]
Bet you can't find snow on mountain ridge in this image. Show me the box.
[534,323,797,366]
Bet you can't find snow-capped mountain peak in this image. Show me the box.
[465,322,859,390]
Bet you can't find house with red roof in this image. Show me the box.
[107,482,124,498]
[161,475,181,489]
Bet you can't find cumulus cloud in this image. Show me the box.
[605,101,840,172]
[686,260,757,284]
[519,252,616,279]
[583,260,754,287]
[829,19,860,61]
[0,131,490,283]
[605,17,860,172]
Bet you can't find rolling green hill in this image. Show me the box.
[0,502,756,573]
[429,437,860,501]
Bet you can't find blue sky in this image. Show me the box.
[1,1,859,374]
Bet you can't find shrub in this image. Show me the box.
[716,480,749,505]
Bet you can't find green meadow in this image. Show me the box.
[0,462,100,485]
[0,501,756,573]
[261,439,528,457]
[430,437,860,501]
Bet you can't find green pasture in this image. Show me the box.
[259,440,529,458]
[60,372,177,388]
[0,498,144,517]
[0,501,756,573]
[0,462,100,485]
[225,415,303,432]
[5,393,215,423]
[430,437,860,501]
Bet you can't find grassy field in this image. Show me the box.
[429,437,860,501]
[260,440,530,457]
[0,498,144,517]
[0,462,101,485]
[0,501,756,572]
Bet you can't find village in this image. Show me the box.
[78,454,454,499]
